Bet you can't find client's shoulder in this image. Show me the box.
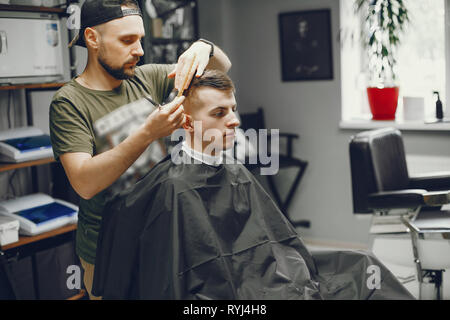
[155,160,206,190]
[146,154,255,191]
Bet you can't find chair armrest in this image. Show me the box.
[368,189,427,210]
[422,191,450,206]
[409,172,450,191]
[369,189,450,210]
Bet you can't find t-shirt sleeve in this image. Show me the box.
[136,63,175,104]
[49,97,94,162]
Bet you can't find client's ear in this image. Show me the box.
[183,114,194,132]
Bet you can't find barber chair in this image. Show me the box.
[236,107,310,228]
[349,127,450,299]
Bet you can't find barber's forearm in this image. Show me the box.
[62,127,154,200]
[206,45,232,73]
[62,96,185,200]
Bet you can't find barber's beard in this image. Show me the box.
[97,52,138,80]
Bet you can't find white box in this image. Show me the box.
[0,216,19,246]
[403,96,425,121]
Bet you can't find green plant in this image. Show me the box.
[355,0,409,87]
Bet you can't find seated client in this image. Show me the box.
[92,70,414,300]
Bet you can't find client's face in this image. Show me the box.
[185,87,240,154]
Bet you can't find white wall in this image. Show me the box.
[198,0,450,247]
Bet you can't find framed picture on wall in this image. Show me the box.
[278,9,333,81]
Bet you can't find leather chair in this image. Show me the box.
[236,107,309,228]
[349,127,450,299]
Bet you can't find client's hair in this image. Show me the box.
[184,69,235,98]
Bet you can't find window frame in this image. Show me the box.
[339,0,450,130]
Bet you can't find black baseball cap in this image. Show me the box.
[69,0,142,48]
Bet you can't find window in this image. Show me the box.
[340,0,448,122]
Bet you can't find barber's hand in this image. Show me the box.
[143,96,186,140]
[167,41,212,93]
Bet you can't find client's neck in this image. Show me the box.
[181,137,224,167]
[185,135,221,157]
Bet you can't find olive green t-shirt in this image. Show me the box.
[49,64,174,264]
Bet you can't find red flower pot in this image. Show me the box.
[367,87,400,120]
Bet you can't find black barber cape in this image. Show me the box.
[92,151,414,300]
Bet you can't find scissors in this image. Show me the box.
[144,53,197,111]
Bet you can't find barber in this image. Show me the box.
[49,0,231,299]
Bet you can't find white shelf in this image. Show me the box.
[339,119,450,132]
